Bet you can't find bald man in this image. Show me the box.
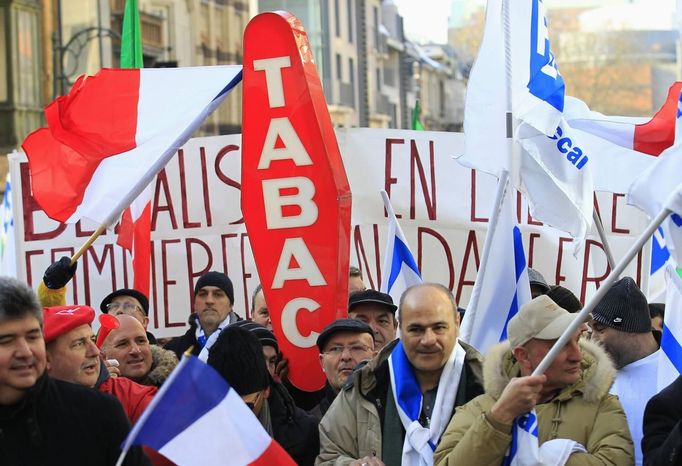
[101,315,178,387]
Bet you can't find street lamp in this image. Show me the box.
[53,26,120,97]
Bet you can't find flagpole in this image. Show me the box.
[114,353,192,466]
[460,170,510,340]
[592,210,616,270]
[70,225,107,265]
[532,207,671,376]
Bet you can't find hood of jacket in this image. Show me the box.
[483,338,615,404]
[138,345,179,387]
[355,339,485,396]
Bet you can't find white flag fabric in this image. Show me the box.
[460,178,532,355]
[659,265,682,391]
[461,0,592,241]
[380,191,422,306]
[0,173,16,277]
[628,143,682,265]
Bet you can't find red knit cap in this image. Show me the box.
[43,305,96,343]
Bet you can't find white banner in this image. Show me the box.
[8,128,650,337]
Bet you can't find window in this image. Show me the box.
[373,6,379,50]
[376,68,381,91]
[349,57,354,85]
[336,53,342,80]
[347,0,353,43]
[334,0,340,37]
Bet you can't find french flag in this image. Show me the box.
[22,66,242,227]
[379,190,422,307]
[565,82,682,194]
[116,356,295,466]
[460,177,532,355]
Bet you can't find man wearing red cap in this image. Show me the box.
[0,277,148,465]
[43,305,158,423]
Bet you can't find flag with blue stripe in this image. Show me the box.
[502,410,540,466]
[658,265,682,391]
[461,0,593,242]
[0,173,16,277]
[380,190,422,306]
[117,355,294,466]
[460,179,532,355]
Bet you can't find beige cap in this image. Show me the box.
[507,295,577,348]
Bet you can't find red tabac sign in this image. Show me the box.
[242,12,352,391]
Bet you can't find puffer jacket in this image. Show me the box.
[317,339,484,466]
[434,339,634,466]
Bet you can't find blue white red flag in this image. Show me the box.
[460,178,531,355]
[117,356,295,466]
[380,190,422,306]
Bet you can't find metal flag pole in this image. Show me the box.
[533,207,671,376]
[592,209,616,270]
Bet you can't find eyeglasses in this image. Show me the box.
[106,302,143,315]
[323,344,372,357]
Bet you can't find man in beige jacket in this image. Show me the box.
[434,295,634,466]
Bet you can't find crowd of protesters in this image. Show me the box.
[0,258,680,466]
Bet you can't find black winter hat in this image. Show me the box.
[230,320,279,353]
[592,277,651,333]
[348,289,397,313]
[207,326,269,396]
[316,318,374,352]
[100,289,149,316]
[194,271,234,305]
[546,285,582,313]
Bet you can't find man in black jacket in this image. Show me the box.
[0,277,148,466]
[642,376,682,466]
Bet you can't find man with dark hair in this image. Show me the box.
[546,285,582,313]
[318,283,484,466]
[250,284,272,330]
[590,276,660,466]
[165,271,241,358]
[0,277,148,465]
[649,303,665,333]
[348,289,398,350]
[349,265,367,294]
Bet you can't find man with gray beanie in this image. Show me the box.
[589,276,660,466]
[165,271,242,358]
[435,294,633,465]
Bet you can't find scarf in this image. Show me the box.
[196,312,236,361]
[388,340,465,466]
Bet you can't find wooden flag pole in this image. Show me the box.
[70,224,107,265]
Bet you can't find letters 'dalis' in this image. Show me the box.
[241,11,352,391]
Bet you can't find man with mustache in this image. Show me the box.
[318,283,485,466]
[101,315,177,387]
[165,271,241,358]
[434,295,634,465]
[348,289,398,351]
[311,319,376,420]
[0,278,148,465]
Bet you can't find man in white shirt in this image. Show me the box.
[589,276,660,466]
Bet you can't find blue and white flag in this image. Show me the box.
[461,0,593,242]
[658,265,682,391]
[648,228,670,302]
[628,141,682,266]
[380,190,422,306]
[0,173,16,277]
[116,356,294,466]
[460,179,531,355]
[502,409,586,465]
[503,410,541,466]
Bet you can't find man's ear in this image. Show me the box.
[45,349,53,371]
[512,345,532,372]
[319,353,325,372]
[263,386,271,400]
[142,316,150,329]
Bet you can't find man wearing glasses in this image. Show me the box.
[310,319,376,420]
[100,289,157,344]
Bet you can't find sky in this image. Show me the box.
[392,0,453,44]
[391,0,680,45]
